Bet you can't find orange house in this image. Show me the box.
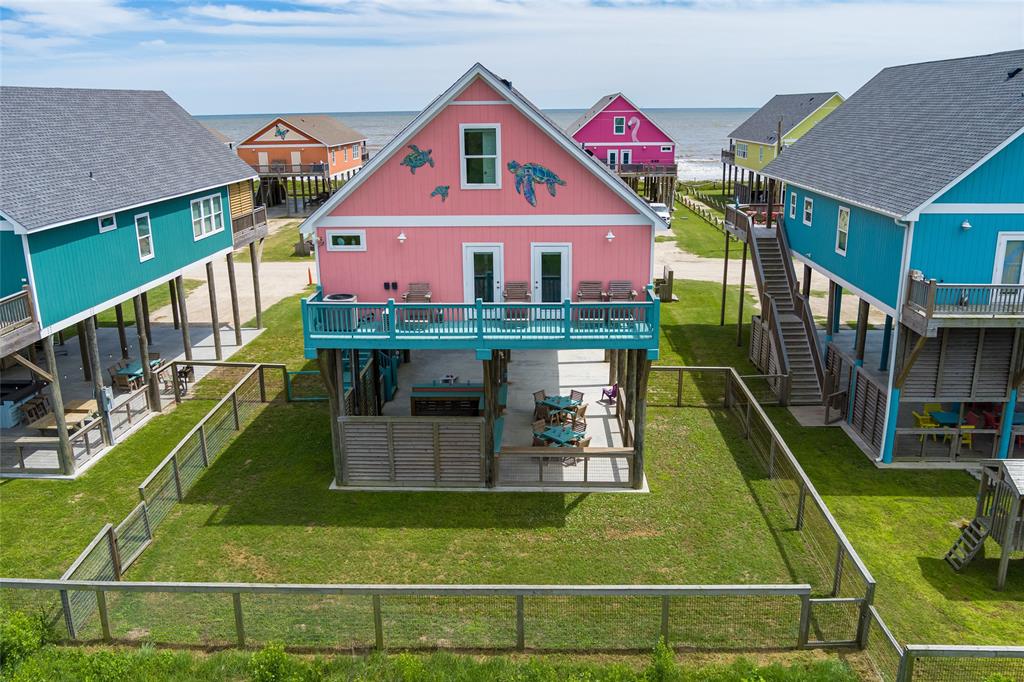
[236,115,367,180]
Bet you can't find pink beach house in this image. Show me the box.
[300,64,662,492]
[565,93,676,168]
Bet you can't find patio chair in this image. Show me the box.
[576,281,604,302]
[923,402,943,416]
[569,389,585,404]
[402,282,432,303]
[570,403,589,434]
[912,411,938,442]
[601,383,619,404]
[959,425,975,451]
[532,419,547,435]
[503,281,531,324]
[532,435,547,447]
[606,280,637,301]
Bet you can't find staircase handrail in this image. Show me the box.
[762,291,792,405]
[775,216,826,393]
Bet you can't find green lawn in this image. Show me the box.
[60,279,204,338]
[234,220,312,263]
[656,280,1023,645]
[668,199,741,260]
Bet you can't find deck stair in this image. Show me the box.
[944,519,990,571]
[747,226,824,405]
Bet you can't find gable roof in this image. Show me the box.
[201,122,232,145]
[301,65,664,233]
[763,50,1024,219]
[564,92,675,142]
[0,86,256,232]
[240,114,365,147]
[728,92,841,145]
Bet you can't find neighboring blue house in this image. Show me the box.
[0,86,267,477]
[738,49,1024,467]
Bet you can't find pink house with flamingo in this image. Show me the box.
[565,93,676,168]
[300,64,662,492]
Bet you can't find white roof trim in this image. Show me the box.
[774,93,844,143]
[238,116,329,148]
[300,64,665,234]
[903,125,1024,221]
[571,92,676,145]
[763,176,903,219]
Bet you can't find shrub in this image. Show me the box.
[248,643,306,682]
[0,609,49,670]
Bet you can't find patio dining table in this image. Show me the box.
[117,358,162,378]
[536,425,582,446]
[539,395,581,413]
[928,411,962,427]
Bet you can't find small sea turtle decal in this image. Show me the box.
[400,144,434,174]
[273,124,289,140]
[507,161,566,207]
[430,185,450,202]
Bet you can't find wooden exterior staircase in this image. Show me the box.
[944,519,990,571]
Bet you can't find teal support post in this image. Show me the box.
[832,286,843,334]
[879,315,893,372]
[563,298,572,338]
[997,389,1018,459]
[476,298,484,337]
[386,299,397,341]
[881,386,901,463]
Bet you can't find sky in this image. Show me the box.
[0,0,1022,115]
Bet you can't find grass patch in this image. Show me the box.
[235,221,312,263]
[60,280,204,338]
[668,201,741,260]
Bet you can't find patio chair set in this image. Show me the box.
[913,402,1023,451]
[531,389,591,459]
[576,280,638,302]
[106,352,162,392]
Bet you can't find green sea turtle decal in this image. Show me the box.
[430,185,450,202]
[399,144,434,174]
[507,161,566,207]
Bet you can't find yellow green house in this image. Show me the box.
[726,92,844,172]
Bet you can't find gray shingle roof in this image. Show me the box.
[254,114,365,147]
[565,93,618,136]
[763,50,1024,218]
[0,86,256,231]
[728,92,840,145]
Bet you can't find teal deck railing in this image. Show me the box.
[302,286,660,357]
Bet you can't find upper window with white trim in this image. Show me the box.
[613,116,625,135]
[736,143,748,159]
[789,192,797,220]
[98,214,117,233]
[835,206,850,256]
[758,146,764,162]
[660,145,672,153]
[326,229,366,251]
[460,124,500,189]
[190,194,224,240]
[802,197,813,226]
[135,213,154,261]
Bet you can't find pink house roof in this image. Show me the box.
[300,64,665,232]
[565,92,675,144]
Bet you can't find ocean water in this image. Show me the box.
[198,107,754,181]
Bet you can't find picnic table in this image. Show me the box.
[540,395,581,412]
[117,358,162,378]
[27,409,95,436]
[537,425,581,446]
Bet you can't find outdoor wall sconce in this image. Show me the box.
[397,231,407,243]
[605,230,615,242]
[960,220,972,231]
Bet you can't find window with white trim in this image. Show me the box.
[789,192,797,220]
[758,146,764,162]
[190,194,224,240]
[621,149,632,165]
[352,143,359,158]
[135,213,154,261]
[736,143,748,159]
[613,116,625,135]
[802,197,813,226]
[607,149,618,167]
[660,145,672,153]
[835,206,850,256]
[98,214,117,233]
[344,147,349,161]
[326,229,366,251]
[331,149,336,164]
[460,124,500,188]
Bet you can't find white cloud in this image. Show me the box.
[139,39,168,47]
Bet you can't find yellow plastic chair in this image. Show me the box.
[912,411,938,442]
[923,403,943,416]
[958,425,974,451]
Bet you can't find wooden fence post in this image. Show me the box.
[171,455,183,500]
[797,593,810,647]
[258,366,267,402]
[231,393,240,429]
[660,595,670,645]
[172,362,182,404]
[199,424,209,467]
[372,595,384,650]
[106,525,122,580]
[97,590,112,642]
[60,590,77,640]
[515,595,525,651]
[832,544,846,597]
[233,593,245,647]
[795,483,807,531]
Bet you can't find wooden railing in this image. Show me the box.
[0,288,33,336]
[721,148,735,164]
[906,275,1024,318]
[759,293,792,405]
[303,287,660,352]
[775,216,826,390]
[230,205,267,234]
[609,162,678,176]
[250,163,330,176]
[495,447,635,488]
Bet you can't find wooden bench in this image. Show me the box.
[606,280,637,301]
[576,280,604,302]
[402,282,432,303]
[410,392,484,417]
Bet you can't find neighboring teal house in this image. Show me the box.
[734,49,1024,467]
[0,86,263,476]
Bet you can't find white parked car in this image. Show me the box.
[648,202,671,223]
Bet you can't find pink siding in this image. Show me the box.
[317,224,651,303]
[329,80,636,216]
[572,95,675,165]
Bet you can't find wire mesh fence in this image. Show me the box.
[865,606,903,682]
[902,646,1024,681]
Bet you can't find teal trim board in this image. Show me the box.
[0,231,27,298]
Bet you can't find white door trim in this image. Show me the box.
[462,242,504,303]
[530,242,572,303]
[993,232,1024,285]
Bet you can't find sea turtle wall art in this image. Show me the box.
[507,161,566,207]
[399,144,434,174]
[430,185,450,202]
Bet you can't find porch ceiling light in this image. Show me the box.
[397,231,407,243]
[960,220,971,231]
[605,230,616,242]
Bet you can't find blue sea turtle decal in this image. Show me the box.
[507,161,566,207]
[430,185,450,202]
[399,144,434,174]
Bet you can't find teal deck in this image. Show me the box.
[302,287,660,357]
